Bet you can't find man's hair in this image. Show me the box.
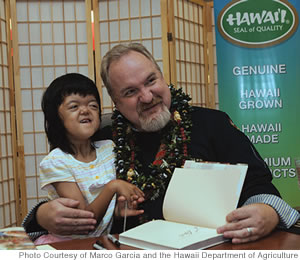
[100,43,162,96]
[41,73,102,154]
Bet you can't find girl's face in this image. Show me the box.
[58,93,100,144]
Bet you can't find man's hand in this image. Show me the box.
[217,203,279,244]
[36,198,97,236]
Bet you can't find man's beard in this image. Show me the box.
[138,101,171,132]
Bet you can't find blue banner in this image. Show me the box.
[214,0,300,206]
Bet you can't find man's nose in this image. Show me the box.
[139,88,153,103]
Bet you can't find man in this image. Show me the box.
[23,43,299,244]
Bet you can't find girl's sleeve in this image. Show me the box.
[39,153,75,196]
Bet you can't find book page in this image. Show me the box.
[162,164,247,229]
[119,219,222,250]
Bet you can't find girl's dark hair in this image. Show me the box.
[42,73,101,154]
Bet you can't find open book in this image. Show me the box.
[119,161,248,250]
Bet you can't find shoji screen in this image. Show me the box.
[210,3,218,109]
[93,0,165,113]
[0,0,18,227]
[171,0,207,107]
[13,0,92,211]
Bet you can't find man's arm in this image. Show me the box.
[22,198,97,240]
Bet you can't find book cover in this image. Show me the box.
[119,162,248,250]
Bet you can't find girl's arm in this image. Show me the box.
[53,180,144,221]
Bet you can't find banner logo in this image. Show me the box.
[217,0,299,48]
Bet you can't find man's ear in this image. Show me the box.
[111,97,119,110]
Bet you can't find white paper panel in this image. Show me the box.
[19,46,30,66]
[153,39,162,59]
[120,20,129,41]
[109,21,119,41]
[54,45,65,65]
[25,155,36,177]
[99,0,108,21]
[43,68,55,86]
[77,45,88,64]
[141,18,151,38]
[0,0,4,18]
[18,24,29,43]
[32,89,43,110]
[28,2,39,21]
[100,22,109,42]
[1,158,8,181]
[22,112,34,132]
[0,113,4,133]
[75,2,86,20]
[53,3,63,21]
[23,133,34,154]
[152,17,161,37]
[77,23,87,42]
[130,19,140,39]
[34,111,44,132]
[108,0,118,19]
[42,46,54,65]
[3,181,8,203]
[130,0,139,17]
[8,158,13,179]
[29,23,41,43]
[64,2,75,21]
[16,2,28,21]
[40,2,52,21]
[152,0,161,15]
[41,23,53,43]
[65,23,76,43]
[53,23,64,43]
[141,0,150,16]
[66,45,77,65]
[26,177,38,198]
[21,90,32,110]
[35,133,47,154]
[31,46,42,65]
[32,68,43,87]
[120,1,129,19]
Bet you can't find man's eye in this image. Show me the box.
[146,77,156,85]
[124,89,136,97]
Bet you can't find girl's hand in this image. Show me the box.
[114,195,145,217]
[110,179,144,207]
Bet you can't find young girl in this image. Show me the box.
[34,73,144,245]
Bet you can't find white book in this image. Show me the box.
[119,162,248,250]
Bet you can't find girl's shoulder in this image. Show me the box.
[42,147,66,159]
[40,148,70,169]
[93,139,115,149]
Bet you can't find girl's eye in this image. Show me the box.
[70,105,78,110]
[90,103,99,109]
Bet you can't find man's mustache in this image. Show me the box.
[138,97,163,112]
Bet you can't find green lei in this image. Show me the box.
[112,85,193,200]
